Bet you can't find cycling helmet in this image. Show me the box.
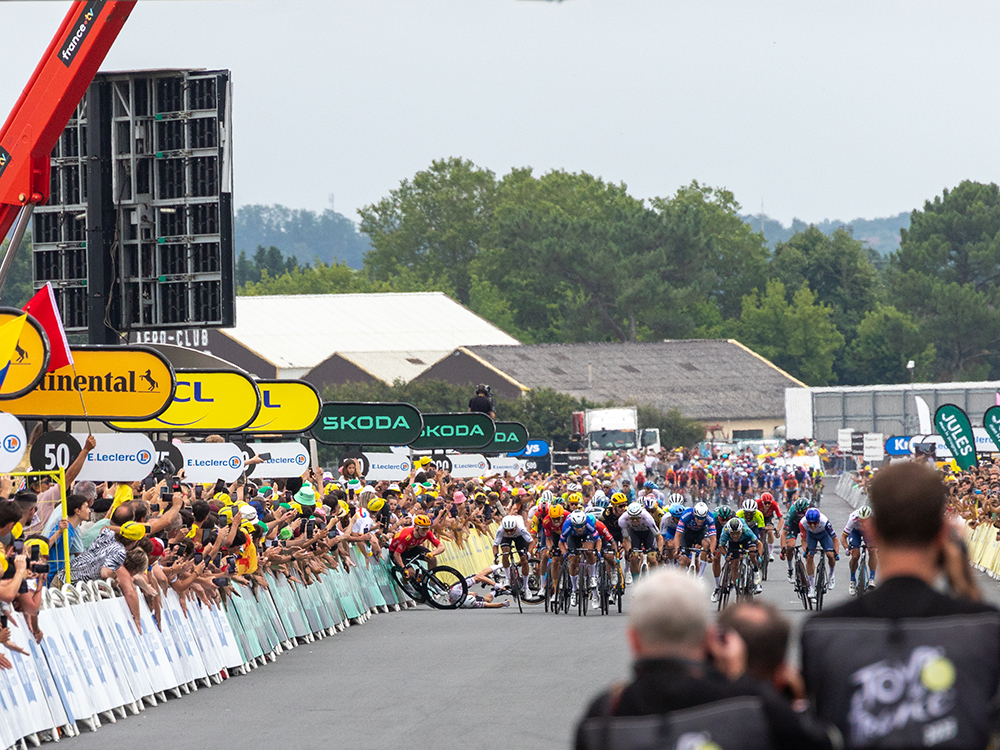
[857,506,872,520]
[626,502,643,518]
[644,481,658,490]
[793,498,811,515]
[715,505,734,521]
[501,515,519,531]
[725,518,743,535]
[568,492,583,507]
[413,514,431,527]
[760,492,773,503]
[668,502,684,518]
[669,492,684,504]
[805,508,821,524]
[539,490,554,502]
[569,510,587,528]
[742,499,757,514]
[593,495,609,510]
[548,505,566,519]
[610,492,628,506]
[642,495,657,509]
[693,502,708,520]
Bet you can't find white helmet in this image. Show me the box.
[539,490,554,502]
[742,499,757,513]
[693,502,708,519]
[501,515,519,531]
[669,493,684,504]
[569,510,587,528]
[626,502,643,518]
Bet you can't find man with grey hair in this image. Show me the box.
[574,568,834,750]
[73,481,97,501]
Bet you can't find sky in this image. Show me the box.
[4,0,999,225]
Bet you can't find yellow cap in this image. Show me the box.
[23,539,49,557]
[368,498,385,513]
[120,521,146,541]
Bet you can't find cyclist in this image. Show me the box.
[643,481,665,508]
[448,564,510,609]
[541,504,569,596]
[492,515,534,591]
[590,514,620,604]
[619,502,661,578]
[659,502,685,565]
[560,509,600,608]
[756,491,783,561]
[783,471,799,506]
[800,507,839,599]
[641,493,665,528]
[842,505,877,595]
[781,498,812,584]
[716,516,763,601]
[601,493,630,584]
[671,501,716,578]
[389,514,446,573]
[709,505,735,594]
[736,498,766,553]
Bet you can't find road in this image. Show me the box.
[63,488,1000,750]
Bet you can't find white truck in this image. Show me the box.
[572,408,661,466]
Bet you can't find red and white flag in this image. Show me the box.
[22,282,73,372]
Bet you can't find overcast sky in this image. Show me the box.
[5,1,999,224]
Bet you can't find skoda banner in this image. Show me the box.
[313,402,423,446]
[110,369,261,433]
[2,345,175,421]
[244,380,322,433]
[362,452,413,481]
[410,412,495,451]
[984,406,1000,456]
[0,413,25,472]
[481,421,529,454]
[934,404,978,470]
[177,442,245,483]
[73,433,156,482]
[244,442,309,479]
[0,308,49,400]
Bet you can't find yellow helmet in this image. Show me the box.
[413,514,431,527]
[568,492,583,507]
[548,505,566,519]
[610,492,628,506]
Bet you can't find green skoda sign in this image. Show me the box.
[482,421,529,454]
[313,402,423,446]
[934,403,977,470]
[410,412,495,451]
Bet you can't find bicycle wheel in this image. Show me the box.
[795,557,811,611]
[559,565,573,615]
[760,544,769,582]
[598,560,610,615]
[616,561,624,613]
[509,566,524,614]
[578,564,588,617]
[814,560,826,612]
[717,561,731,612]
[391,565,426,603]
[423,565,467,610]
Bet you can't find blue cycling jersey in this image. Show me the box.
[675,508,716,536]
[559,516,597,543]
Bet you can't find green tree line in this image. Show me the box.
[239,158,1000,386]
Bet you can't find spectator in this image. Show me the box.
[574,568,834,750]
[468,384,495,419]
[718,601,805,705]
[801,461,1000,748]
[29,434,97,530]
[44,494,92,584]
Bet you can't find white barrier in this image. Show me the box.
[0,552,409,749]
[835,471,868,509]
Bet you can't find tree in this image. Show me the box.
[240,260,367,296]
[734,280,845,386]
[236,204,371,269]
[636,404,706,449]
[840,305,935,385]
[359,157,497,305]
[2,231,34,309]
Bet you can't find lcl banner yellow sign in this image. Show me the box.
[1,346,175,421]
[109,369,260,433]
[0,307,49,399]
[244,379,322,434]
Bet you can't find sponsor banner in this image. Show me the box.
[448,454,490,479]
[510,439,549,458]
[313,402,423,446]
[0,413,25,472]
[410,412,495,451]
[884,436,912,456]
[862,432,884,463]
[244,380,321,434]
[934,404,978,470]
[110,369,260,433]
[481,421,529,454]
[488,456,524,475]
[362,452,412,481]
[2,345,174,421]
[73,433,156,482]
[177,443,244,483]
[0,308,49,399]
[984,407,1000,455]
[244,442,309,479]
[521,454,551,474]
[837,428,854,453]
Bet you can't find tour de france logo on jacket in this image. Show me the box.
[801,614,1000,748]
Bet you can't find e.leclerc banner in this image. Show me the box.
[934,403,978,470]
[481,421,529,454]
[983,406,1000,456]
[410,412,495,451]
[313,402,423,446]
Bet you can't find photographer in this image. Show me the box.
[469,384,495,419]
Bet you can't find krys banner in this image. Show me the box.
[935,404,978,470]
[0,345,174,421]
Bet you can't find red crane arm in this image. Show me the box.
[0,1,135,240]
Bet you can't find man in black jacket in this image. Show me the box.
[574,568,835,750]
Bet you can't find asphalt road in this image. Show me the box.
[60,488,1000,750]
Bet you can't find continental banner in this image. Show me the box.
[0,345,174,421]
[0,307,49,399]
[244,380,321,434]
[109,369,260,433]
[935,403,978,471]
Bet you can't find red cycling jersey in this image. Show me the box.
[756,497,783,520]
[541,515,567,541]
[593,519,615,545]
[389,526,441,554]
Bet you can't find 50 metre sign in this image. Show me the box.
[313,402,423,446]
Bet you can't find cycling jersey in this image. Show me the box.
[800,513,835,553]
[601,507,625,542]
[592,519,615,545]
[560,516,598,543]
[842,509,868,549]
[756,496,782,521]
[736,509,766,533]
[493,525,533,547]
[541,515,567,542]
[619,509,659,537]
[719,519,759,548]
[659,513,680,540]
[675,508,716,537]
[389,527,440,554]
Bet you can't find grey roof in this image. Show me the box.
[464,340,806,421]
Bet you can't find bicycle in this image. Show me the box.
[813,552,829,611]
[759,527,773,582]
[390,554,468,610]
[576,554,590,617]
[855,544,870,597]
[790,546,812,611]
[716,552,733,611]
[680,547,701,577]
[736,552,756,603]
